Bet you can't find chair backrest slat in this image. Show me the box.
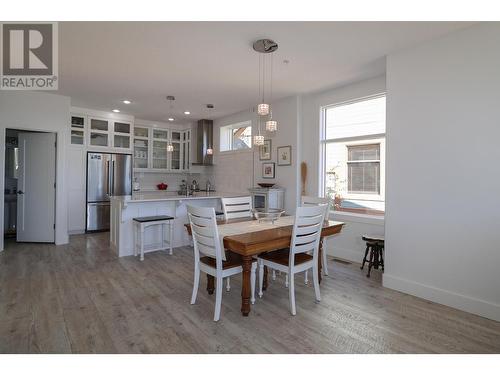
[290,205,327,264]
[187,205,225,264]
[221,196,253,220]
[300,195,331,222]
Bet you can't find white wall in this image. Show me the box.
[301,76,386,262]
[0,91,71,249]
[384,23,500,321]
[213,95,301,214]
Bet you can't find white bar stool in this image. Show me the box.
[133,215,174,261]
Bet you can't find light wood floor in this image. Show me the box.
[1,232,499,354]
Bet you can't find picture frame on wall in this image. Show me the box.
[259,139,272,160]
[262,162,275,179]
[277,145,292,166]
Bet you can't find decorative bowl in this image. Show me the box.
[252,208,285,223]
[157,183,168,190]
[257,183,275,188]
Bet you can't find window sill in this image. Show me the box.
[329,210,385,225]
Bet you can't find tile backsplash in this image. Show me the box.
[134,170,214,192]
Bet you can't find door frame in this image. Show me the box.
[1,127,63,251]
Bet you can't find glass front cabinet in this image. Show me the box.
[86,117,132,151]
[70,114,86,146]
[133,126,191,172]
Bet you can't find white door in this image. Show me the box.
[17,132,56,242]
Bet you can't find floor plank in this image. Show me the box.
[0,232,499,353]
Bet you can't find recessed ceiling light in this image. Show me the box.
[184,111,190,115]
[122,100,131,104]
[112,109,120,113]
[168,118,174,122]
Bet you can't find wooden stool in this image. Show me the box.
[361,234,385,278]
[133,215,174,261]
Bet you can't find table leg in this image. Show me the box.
[207,274,215,295]
[241,255,253,316]
[263,265,268,291]
[318,239,323,284]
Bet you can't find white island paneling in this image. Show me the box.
[110,192,241,257]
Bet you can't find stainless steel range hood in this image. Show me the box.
[192,119,213,165]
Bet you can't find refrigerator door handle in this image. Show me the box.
[106,160,111,196]
[111,160,115,195]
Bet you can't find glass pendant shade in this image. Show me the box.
[254,135,265,146]
[257,103,270,116]
[206,148,213,155]
[266,120,277,132]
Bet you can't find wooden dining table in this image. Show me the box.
[185,217,344,317]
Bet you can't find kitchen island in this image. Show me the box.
[110,191,243,257]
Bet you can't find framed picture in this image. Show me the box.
[277,145,292,166]
[262,162,275,179]
[259,139,272,160]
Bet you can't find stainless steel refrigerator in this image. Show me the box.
[86,152,132,232]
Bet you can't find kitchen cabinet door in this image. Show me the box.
[133,127,149,169]
[170,131,182,170]
[113,121,131,150]
[89,118,110,147]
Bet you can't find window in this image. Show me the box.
[347,144,380,194]
[220,121,252,152]
[321,95,385,216]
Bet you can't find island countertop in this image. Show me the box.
[110,191,245,204]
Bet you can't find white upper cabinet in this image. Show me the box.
[133,125,191,172]
[133,127,149,169]
[152,128,169,170]
[88,117,132,151]
[113,121,132,150]
[170,130,182,171]
[70,114,86,146]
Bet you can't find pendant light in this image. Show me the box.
[166,95,176,152]
[206,104,214,155]
[265,53,278,132]
[253,39,278,146]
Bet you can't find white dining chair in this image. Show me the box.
[187,205,257,322]
[220,196,254,291]
[301,196,331,277]
[257,205,327,316]
[221,196,253,220]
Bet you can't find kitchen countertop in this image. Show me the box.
[111,191,245,204]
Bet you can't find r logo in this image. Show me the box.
[2,23,53,75]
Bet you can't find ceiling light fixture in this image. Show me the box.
[253,38,279,145]
[122,100,131,104]
[184,111,190,115]
[168,118,174,122]
[112,109,120,113]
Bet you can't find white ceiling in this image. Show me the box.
[58,22,473,124]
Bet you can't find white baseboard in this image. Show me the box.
[68,229,85,235]
[383,273,500,322]
[326,245,362,264]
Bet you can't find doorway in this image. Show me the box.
[4,129,56,243]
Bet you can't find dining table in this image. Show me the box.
[185,216,345,317]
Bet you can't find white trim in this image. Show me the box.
[329,210,385,225]
[71,106,134,122]
[383,274,500,322]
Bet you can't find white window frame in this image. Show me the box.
[319,93,386,211]
[219,120,252,153]
[343,138,385,202]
